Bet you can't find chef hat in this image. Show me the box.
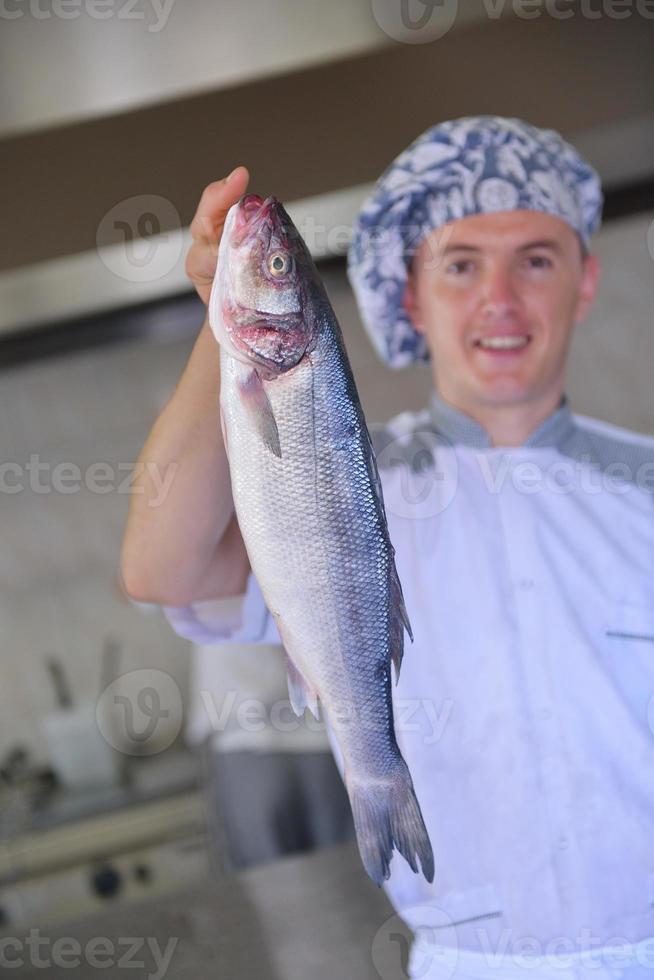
[347,116,603,368]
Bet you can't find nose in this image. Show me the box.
[478,265,519,319]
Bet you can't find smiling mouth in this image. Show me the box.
[474,335,532,351]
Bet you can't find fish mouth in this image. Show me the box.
[234,194,278,240]
[231,193,304,261]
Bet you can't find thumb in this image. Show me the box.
[190,166,250,245]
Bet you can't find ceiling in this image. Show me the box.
[0,0,498,137]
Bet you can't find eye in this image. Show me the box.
[526,255,552,269]
[268,251,292,277]
[447,260,474,275]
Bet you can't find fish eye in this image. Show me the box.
[268,251,292,278]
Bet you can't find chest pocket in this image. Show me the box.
[601,600,654,727]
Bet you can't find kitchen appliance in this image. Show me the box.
[0,753,208,929]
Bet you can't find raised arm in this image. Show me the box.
[120,168,251,606]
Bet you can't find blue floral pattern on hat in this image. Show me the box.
[347,116,603,368]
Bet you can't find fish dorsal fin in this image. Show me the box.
[389,560,413,683]
[237,369,281,457]
[364,424,385,511]
[284,653,320,720]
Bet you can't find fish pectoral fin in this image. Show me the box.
[284,653,320,720]
[237,369,281,457]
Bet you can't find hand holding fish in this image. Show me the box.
[120,171,253,607]
[187,167,250,306]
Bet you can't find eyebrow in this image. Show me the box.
[441,239,563,255]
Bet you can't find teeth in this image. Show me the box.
[478,336,529,350]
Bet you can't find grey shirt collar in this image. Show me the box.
[428,392,575,449]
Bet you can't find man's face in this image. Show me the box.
[404,210,600,412]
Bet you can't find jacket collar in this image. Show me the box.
[428,392,575,449]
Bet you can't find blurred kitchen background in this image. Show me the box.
[0,1,653,976]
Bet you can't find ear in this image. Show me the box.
[402,271,425,335]
[573,253,600,324]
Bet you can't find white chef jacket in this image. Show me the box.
[165,393,654,976]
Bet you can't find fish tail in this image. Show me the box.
[349,764,434,887]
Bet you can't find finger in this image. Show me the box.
[189,166,250,245]
[190,166,249,242]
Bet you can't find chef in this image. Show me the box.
[121,116,654,979]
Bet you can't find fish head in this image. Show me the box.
[210,194,316,375]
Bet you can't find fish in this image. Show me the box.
[208,193,434,887]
